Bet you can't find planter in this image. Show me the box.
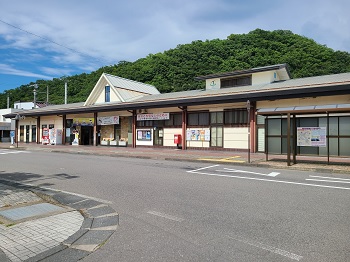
[101,140,109,146]
[119,141,127,147]
[110,140,118,146]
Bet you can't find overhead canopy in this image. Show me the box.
[257,103,350,115]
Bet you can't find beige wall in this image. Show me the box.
[205,78,221,90]
[224,127,248,149]
[252,71,277,85]
[163,128,182,147]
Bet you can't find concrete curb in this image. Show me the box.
[0,180,118,262]
[5,144,350,174]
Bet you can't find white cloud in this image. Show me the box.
[0,64,53,79]
[0,0,349,92]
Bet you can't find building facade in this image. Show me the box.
[4,64,350,160]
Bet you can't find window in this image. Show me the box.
[221,76,252,88]
[224,110,248,125]
[210,112,223,125]
[188,112,209,126]
[165,113,182,127]
[105,86,110,102]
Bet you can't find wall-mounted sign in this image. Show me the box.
[137,129,152,141]
[137,113,170,121]
[186,129,210,141]
[97,116,119,125]
[73,118,94,126]
[297,127,326,147]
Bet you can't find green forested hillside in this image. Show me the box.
[1,29,350,108]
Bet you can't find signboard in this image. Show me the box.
[97,116,119,125]
[73,118,94,126]
[186,129,210,141]
[297,127,326,147]
[137,129,152,140]
[42,128,49,145]
[137,113,170,121]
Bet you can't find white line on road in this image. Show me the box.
[0,150,29,154]
[227,235,303,261]
[309,175,350,181]
[187,170,350,191]
[147,211,184,222]
[219,168,280,177]
[187,165,220,173]
[306,179,350,184]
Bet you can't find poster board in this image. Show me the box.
[297,127,326,147]
[186,129,210,141]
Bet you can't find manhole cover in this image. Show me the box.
[0,203,65,221]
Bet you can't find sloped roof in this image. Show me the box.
[84,73,160,106]
[104,73,160,95]
[4,71,350,118]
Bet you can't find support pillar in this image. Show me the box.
[181,107,187,150]
[62,115,66,145]
[132,110,137,148]
[93,112,97,146]
[36,117,40,144]
[287,113,291,166]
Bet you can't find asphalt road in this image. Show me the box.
[1,150,350,262]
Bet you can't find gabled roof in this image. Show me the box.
[5,71,350,118]
[104,73,160,95]
[194,63,291,81]
[84,73,160,106]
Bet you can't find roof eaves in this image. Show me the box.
[194,64,288,80]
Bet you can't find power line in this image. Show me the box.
[0,18,113,65]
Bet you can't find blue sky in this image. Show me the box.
[0,0,349,93]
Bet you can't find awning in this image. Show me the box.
[257,103,350,115]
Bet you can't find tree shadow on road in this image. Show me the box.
[0,170,80,187]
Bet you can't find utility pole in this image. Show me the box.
[7,95,9,109]
[46,85,49,105]
[33,84,38,108]
[64,81,67,104]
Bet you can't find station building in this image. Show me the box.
[4,64,350,161]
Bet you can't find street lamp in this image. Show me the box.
[247,100,251,163]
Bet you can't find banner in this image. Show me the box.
[137,113,170,121]
[97,116,119,125]
[73,118,94,126]
[297,127,326,147]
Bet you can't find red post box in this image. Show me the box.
[174,134,182,145]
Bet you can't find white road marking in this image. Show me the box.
[0,150,29,155]
[309,175,350,181]
[40,187,113,204]
[188,165,220,173]
[187,169,350,191]
[147,211,184,222]
[227,235,303,261]
[306,179,350,184]
[219,168,280,177]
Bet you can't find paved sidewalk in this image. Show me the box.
[1,142,350,174]
[0,180,118,262]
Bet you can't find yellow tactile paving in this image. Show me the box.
[198,156,246,163]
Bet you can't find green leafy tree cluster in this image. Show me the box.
[1,29,350,109]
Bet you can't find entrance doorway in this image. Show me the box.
[153,128,163,146]
[81,126,93,145]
